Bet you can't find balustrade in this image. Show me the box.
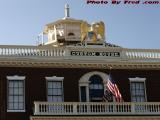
[124,49,160,60]
[0,45,65,57]
[34,102,160,115]
[0,45,159,62]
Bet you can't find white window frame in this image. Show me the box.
[45,76,64,102]
[129,77,147,102]
[7,75,25,112]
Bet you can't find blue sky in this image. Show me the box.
[0,0,159,49]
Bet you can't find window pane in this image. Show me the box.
[9,103,14,109]
[139,90,144,96]
[131,90,135,95]
[9,96,14,102]
[94,84,98,89]
[19,103,24,109]
[131,83,135,89]
[19,82,23,87]
[48,96,53,102]
[58,89,62,95]
[135,89,139,95]
[14,103,19,110]
[132,97,136,102]
[19,96,24,102]
[80,86,86,102]
[141,97,145,102]
[57,96,63,102]
[18,88,23,95]
[13,96,18,102]
[137,83,140,89]
[14,88,19,95]
[14,82,18,88]
[48,82,53,88]
[52,82,56,88]
[48,89,53,95]
[9,88,14,95]
[89,84,93,89]
[52,89,58,95]
[98,85,103,89]
[55,82,62,88]
[9,82,14,87]
[52,96,57,102]
[52,89,62,95]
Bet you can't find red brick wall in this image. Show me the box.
[0,67,159,120]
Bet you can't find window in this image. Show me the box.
[79,71,107,102]
[46,76,64,102]
[47,81,63,102]
[129,77,147,102]
[89,75,104,102]
[7,76,25,112]
[80,86,87,102]
[68,32,75,36]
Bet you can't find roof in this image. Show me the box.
[47,17,83,26]
[43,17,84,33]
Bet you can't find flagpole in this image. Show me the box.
[108,65,112,74]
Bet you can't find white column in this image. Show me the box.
[86,85,89,102]
[54,25,57,41]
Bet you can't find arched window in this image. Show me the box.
[89,75,104,102]
[68,32,75,36]
[79,71,107,102]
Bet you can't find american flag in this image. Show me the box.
[103,89,113,102]
[106,74,123,102]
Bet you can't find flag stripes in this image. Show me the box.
[105,74,123,102]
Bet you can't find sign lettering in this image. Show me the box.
[71,51,120,57]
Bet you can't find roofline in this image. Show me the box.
[45,18,84,27]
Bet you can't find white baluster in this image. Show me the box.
[73,103,77,115]
[34,102,40,115]
[53,50,56,56]
[129,52,132,59]
[131,102,135,114]
[57,50,59,56]
[62,50,65,56]
[0,48,1,55]
[59,50,62,56]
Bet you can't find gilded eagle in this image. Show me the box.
[92,21,105,41]
[81,21,89,42]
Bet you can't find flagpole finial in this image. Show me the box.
[64,4,70,18]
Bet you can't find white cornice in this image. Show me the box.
[0,44,159,69]
[45,76,64,81]
[7,75,25,80]
[0,59,160,69]
[129,77,146,82]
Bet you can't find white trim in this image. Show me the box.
[129,77,147,102]
[7,110,25,112]
[7,75,25,80]
[129,77,146,82]
[45,76,64,81]
[79,71,108,102]
[7,75,26,112]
